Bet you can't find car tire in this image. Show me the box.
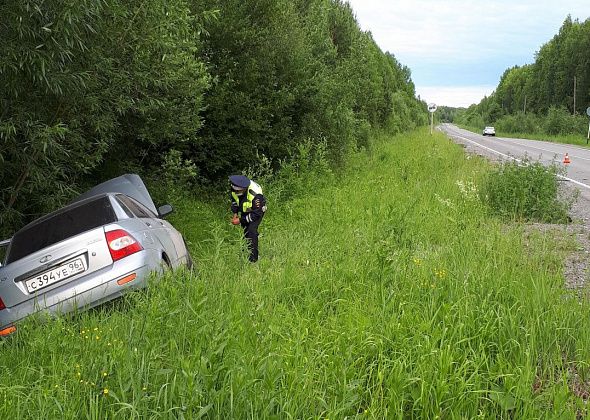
[160,253,172,272]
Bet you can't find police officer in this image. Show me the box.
[229,175,267,262]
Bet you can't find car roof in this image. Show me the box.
[70,174,157,215]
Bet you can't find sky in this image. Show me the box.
[345,0,590,108]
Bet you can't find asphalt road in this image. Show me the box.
[440,124,590,201]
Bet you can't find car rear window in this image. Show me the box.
[6,196,116,264]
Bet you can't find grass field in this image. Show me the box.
[1,129,590,418]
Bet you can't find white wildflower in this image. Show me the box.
[435,193,454,208]
[456,180,478,200]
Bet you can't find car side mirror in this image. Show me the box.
[158,204,174,218]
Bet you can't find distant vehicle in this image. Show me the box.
[482,126,496,136]
[0,174,192,337]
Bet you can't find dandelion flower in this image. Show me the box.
[103,372,108,377]
[103,388,109,395]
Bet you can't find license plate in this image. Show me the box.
[25,257,87,293]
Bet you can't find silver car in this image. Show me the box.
[0,174,192,337]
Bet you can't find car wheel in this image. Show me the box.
[161,253,172,272]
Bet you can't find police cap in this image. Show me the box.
[229,175,250,189]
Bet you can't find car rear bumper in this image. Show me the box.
[0,249,162,332]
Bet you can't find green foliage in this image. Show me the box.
[543,106,587,135]
[0,0,210,237]
[268,137,334,202]
[150,149,200,204]
[455,105,486,129]
[494,112,540,134]
[481,160,572,223]
[190,0,426,180]
[437,106,463,123]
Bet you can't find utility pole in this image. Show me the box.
[573,76,577,115]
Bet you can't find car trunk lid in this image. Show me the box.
[0,227,113,307]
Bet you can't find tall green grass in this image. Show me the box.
[481,159,573,223]
[1,129,589,418]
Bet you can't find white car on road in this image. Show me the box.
[482,126,496,136]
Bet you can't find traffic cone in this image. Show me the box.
[563,153,571,164]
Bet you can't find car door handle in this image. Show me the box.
[145,222,152,227]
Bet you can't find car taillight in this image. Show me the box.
[0,297,5,311]
[105,229,143,262]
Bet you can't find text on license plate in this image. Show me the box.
[25,258,87,293]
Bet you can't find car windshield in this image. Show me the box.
[6,196,116,264]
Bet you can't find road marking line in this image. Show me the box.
[498,138,590,162]
[557,175,590,190]
[452,133,590,191]
[455,134,522,162]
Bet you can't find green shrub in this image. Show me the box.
[495,112,540,134]
[481,159,571,223]
[544,106,573,135]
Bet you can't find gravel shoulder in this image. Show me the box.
[441,126,590,289]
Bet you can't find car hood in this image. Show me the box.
[70,174,158,215]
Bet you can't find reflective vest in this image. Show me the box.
[231,181,262,213]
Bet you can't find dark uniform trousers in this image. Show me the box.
[241,214,263,262]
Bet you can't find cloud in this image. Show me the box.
[346,0,589,88]
[349,1,540,60]
[416,85,497,108]
[345,0,589,106]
